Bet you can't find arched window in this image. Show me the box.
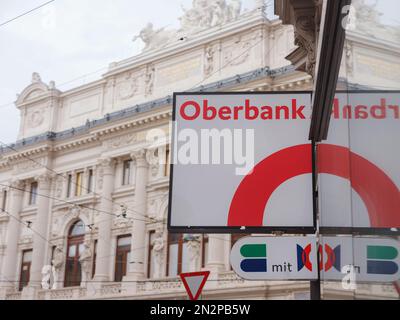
[64,220,85,287]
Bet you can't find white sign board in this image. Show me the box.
[168,92,314,232]
[319,91,400,229]
[320,236,400,283]
[230,236,318,280]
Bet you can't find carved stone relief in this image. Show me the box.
[222,32,259,67]
[145,65,155,96]
[293,11,316,76]
[116,72,140,100]
[104,133,137,149]
[146,147,160,178]
[27,108,45,128]
[204,45,215,76]
[151,228,165,278]
[14,157,45,172]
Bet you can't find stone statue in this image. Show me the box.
[184,234,201,271]
[204,45,215,76]
[133,23,175,52]
[211,0,228,26]
[228,0,242,20]
[151,230,164,278]
[350,0,400,42]
[48,80,56,89]
[70,205,80,219]
[345,42,353,76]
[145,65,155,96]
[180,6,198,31]
[79,242,92,287]
[133,1,243,52]
[51,246,64,289]
[31,72,41,83]
[41,265,53,290]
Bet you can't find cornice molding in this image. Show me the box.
[0,65,299,160]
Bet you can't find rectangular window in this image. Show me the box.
[75,172,83,197]
[164,147,170,176]
[167,233,180,277]
[92,240,97,279]
[66,174,72,198]
[87,169,94,193]
[201,234,209,268]
[114,235,131,282]
[167,233,189,277]
[29,182,38,205]
[122,160,132,186]
[1,190,7,211]
[147,231,155,278]
[19,249,32,291]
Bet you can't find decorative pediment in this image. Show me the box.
[16,73,60,105]
[16,81,49,105]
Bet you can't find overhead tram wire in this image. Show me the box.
[0,3,289,289]
[0,182,151,224]
[0,204,159,275]
[0,276,249,284]
[0,41,259,221]
[0,30,270,224]
[0,4,274,258]
[0,4,278,236]
[0,205,235,283]
[0,61,175,221]
[0,139,156,223]
[0,2,272,109]
[0,0,56,28]
[0,200,233,269]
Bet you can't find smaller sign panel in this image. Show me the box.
[320,236,400,283]
[180,271,210,300]
[230,236,318,280]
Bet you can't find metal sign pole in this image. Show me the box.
[310,140,321,300]
[310,244,321,300]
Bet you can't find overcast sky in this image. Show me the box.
[0,0,398,144]
[0,0,265,144]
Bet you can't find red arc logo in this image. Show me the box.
[228,144,400,228]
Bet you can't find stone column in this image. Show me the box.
[125,149,149,279]
[206,234,226,273]
[0,180,24,293]
[93,158,115,282]
[29,173,52,288]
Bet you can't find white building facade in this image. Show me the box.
[0,1,398,300]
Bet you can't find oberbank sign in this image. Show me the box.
[169,92,315,232]
[168,92,399,232]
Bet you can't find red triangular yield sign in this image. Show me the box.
[180,271,210,300]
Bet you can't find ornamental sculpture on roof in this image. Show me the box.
[133,0,243,52]
[350,0,400,42]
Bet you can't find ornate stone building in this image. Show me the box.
[0,0,398,300]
